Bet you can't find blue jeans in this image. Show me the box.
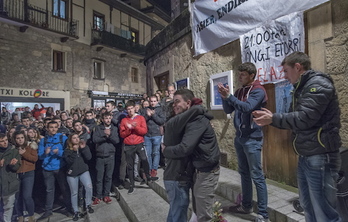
[164,180,191,222]
[297,152,342,222]
[234,137,268,218]
[67,171,93,213]
[144,136,162,170]
[42,169,71,213]
[1,193,16,222]
[17,170,35,216]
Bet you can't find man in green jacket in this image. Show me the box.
[0,133,21,222]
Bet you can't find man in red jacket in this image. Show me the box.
[119,100,156,194]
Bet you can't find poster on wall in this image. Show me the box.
[240,11,304,85]
[209,71,233,110]
[175,78,190,90]
[275,80,293,113]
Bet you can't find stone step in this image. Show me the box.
[152,167,305,222]
[87,195,129,222]
[152,169,256,221]
[115,182,170,222]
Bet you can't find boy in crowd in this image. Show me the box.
[37,121,70,221]
[0,133,21,222]
[120,100,156,194]
[92,112,119,204]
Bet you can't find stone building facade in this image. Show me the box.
[0,0,168,110]
[145,0,348,183]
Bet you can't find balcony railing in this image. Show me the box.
[91,29,146,56]
[0,0,78,37]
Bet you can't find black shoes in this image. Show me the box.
[229,204,253,214]
[73,212,79,221]
[87,205,94,214]
[37,211,53,221]
[134,176,143,182]
[128,186,134,194]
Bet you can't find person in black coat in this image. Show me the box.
[64,133,94,221]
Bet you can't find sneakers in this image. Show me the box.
[150,176,159,182]
[103,196,112,204]
[128,186,134,194]
[229,204,253,214]
[87,205,94,214]
[92,198,101,205]
[37,211,53,221]
[254,214,269,222]
[134,176,143,182]
[73,212,79,221]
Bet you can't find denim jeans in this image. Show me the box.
[42,169,71,213]
[164,180,191,222]
[67,171,93,213]
[17,170,35,216]
[144,136,162,170]
[297,152,342,222]
[96,155,115,198]
[1,193,16,222]
[192,169,220,222]
[234,137,268,218]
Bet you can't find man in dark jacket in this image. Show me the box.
[253,52,342,222]
[105,101,127,189]
[0,133,21,222]
[163,89,220,222]
[218,62,269,221]
[92,112,119,204]
[142,95,165,177]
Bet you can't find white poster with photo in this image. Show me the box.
[240,12,305,84]
[190,0,328,56]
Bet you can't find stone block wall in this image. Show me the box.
[0,21,146,109]
[145,1,348,169]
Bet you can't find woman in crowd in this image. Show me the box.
[72,112,81,121]
[13,131,38,222]
[45,107,54,118]
[1,107,11,125]
[64,133,94,221]
[27,127,42,144]
[6,126,16,145]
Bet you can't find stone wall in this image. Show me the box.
[0,22,146,109]
[145,1,348,170]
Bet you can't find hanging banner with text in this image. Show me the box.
[240,12,304,84]
[191,0,329,56]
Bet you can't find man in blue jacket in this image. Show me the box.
[37,121,70,221]
[218,62,269,222]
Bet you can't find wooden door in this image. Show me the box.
[262,84,298,187]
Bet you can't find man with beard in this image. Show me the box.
[92,112,119,204]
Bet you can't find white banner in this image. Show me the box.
[240,12,304,84]
[191,0,329,56]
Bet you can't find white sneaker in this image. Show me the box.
[254,214,269,222]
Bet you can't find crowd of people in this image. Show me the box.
[0,52,344,222]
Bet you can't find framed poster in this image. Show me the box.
[175,78,190,90]
[209,70,233,110]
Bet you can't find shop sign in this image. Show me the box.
[0,88,50,98]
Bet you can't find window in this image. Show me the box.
[93,12,105,31]
[131,67,138,83]
[53,0,67,19]
[52,50,65,72]
[130,30,138,44]
[93,60,104,79]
